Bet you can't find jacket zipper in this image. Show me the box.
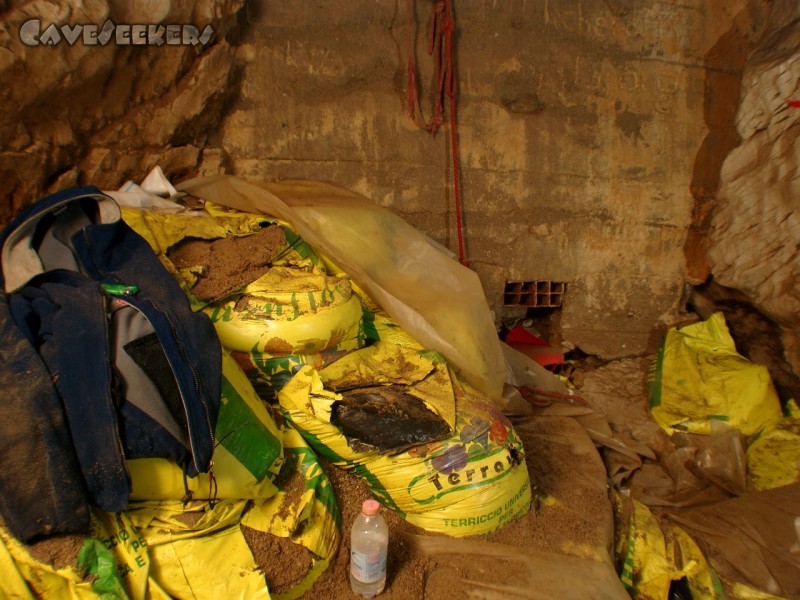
[80,213,215,475]
[101,291,132,483]
[116,296,215,474]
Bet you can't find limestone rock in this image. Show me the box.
[0,0,244,222]
[708,6,800,373]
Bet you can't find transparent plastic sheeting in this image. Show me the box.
[177,176,508,404]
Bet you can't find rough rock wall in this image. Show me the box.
[0,0,244,223]
[707,0,800,372]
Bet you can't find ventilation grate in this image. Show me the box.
[503,281,566,308]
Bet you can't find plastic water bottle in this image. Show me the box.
[349,498,388,598]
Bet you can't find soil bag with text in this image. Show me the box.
[647,312,782,437]
[277,340,531,537]
[121,201,365,401]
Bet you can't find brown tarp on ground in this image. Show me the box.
[664,483,800,599]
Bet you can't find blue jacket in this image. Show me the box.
[0,186,221,540]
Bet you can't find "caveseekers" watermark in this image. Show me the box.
[19,19,214,47]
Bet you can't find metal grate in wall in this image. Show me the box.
[503,280,566,308]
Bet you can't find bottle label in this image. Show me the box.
[350,548,387,583]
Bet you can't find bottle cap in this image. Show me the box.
[362,499,380,516]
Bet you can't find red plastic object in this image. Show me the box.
[504,325,565,368]
[505,325,548,345]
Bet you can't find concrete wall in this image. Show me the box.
[0,0,776,361]
[219,0,763,358]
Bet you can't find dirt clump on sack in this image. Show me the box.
[167,224,286,302]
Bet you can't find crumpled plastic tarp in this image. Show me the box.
[618,311,800,599]
[177,175,508,404]
[664,483,800,599]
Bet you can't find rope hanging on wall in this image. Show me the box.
[405,0,469,267]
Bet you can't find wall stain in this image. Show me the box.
[614,103,650,143]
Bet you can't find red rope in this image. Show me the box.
[405,0,468,266]
[441,0,467,266]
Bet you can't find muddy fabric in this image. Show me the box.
[0,185,223,539]
[0,293,89,541]
[10,272,129,512]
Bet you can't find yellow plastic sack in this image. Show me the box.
[0,521,102,600]
[208,291,363,356]
[666,525,725,600]
[0,526,37,599]
[211,266,354,317]
[616,499,725,600]
[320,340,457,430]
[5,432,338,600]
[617,498,673,599]
[648,312,783,436]
[234,347,353,399]
[126,425,339,600]
[98,501,269,599]
[129,351,283,502]
[176,176,508,403]
[746,400,800,491]
[88,510,172,600]
[0,510,175,600]
[121,202,327,305]
[277,348,531,536]
[123,202,365,357]
[240,425,341,600]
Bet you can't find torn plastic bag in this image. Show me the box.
[240,424,342,599]
[647,312,782,437]
[120,201,330,309]
[628,421,749,509]
[615,496,725,600]
[0,423,339,599]
[231,348,347,403]
[663,483,800,598]
[121,200,365,384]
[176,175,508,403]
[277,343,531,536]
[0,517,139,600]
[94,502,268,600]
